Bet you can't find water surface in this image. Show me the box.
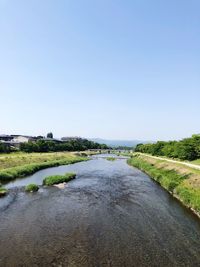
[1,154,200,266]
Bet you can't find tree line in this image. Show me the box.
[135,134,200,161]
[20,139,109,153]
[0,143,11,153]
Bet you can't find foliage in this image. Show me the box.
[135,134,200,161]
[47,132,53,138]
[25,184,39,192]
[106,157,116,161]
[0,143,11,153]
[0,187,8,197]
[20,138,109,153]
[43,173,76,186]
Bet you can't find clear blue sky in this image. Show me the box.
[0,0,200,141]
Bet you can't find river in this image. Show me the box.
[0,154,200,266]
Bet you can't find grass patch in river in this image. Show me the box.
[106,157,116,161]
[25,184,39,192]
[43,173,76,186]
[0,187,8,197]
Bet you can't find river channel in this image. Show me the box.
[0,154,200,266]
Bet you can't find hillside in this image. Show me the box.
[89,138,149,148]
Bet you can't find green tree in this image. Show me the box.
[0,143,11,153]
[47,132,53,138]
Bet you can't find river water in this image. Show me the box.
[0,154,200,266]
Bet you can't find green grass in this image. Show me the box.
[25,184,39,192]
[43,173,76,186]
[0,152,87,170]
[118,152,132,157]
[0,187,8,197]
[128,156,188,192]
[0,153,87,182]
[191,159,200,166]
[128,155,200,214]
[106,157,116,161]
[175,185,200,212]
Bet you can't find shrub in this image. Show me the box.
[134,134,200,161]
[106,157,116,161]
[20,138,109,153]
[0,187,8,197]
[43,172,76,186]
[25,184,39,192]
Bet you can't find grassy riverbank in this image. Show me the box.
[0,152,88,182]
[128,154,200,215]
[192,159,200,166]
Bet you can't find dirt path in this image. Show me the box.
[138,153,200,171]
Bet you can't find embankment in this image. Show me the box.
[0,152,88,182]
[128,154,200,217]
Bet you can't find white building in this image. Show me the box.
[12,135,33,143]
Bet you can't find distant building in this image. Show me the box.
[0,134,38,148]
[0,134,75,148]
[11,135,37,143]
[0,135,14,142]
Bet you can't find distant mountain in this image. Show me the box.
[89,138,149,148]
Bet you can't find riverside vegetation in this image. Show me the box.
[0,137,108,182]
[43,173,76,186]
[25,184,39,192]
[24,173,77,194]
[0,152,87,182]
[128,154,200,215]
[135,134,200,161]
[0,138,108,154]
[106,157,116,161]
[0,187,8,197]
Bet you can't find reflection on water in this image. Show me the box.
[1,154,200,266]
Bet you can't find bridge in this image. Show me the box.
[88,149,132,154]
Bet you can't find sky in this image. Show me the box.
[0,0,200,141]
